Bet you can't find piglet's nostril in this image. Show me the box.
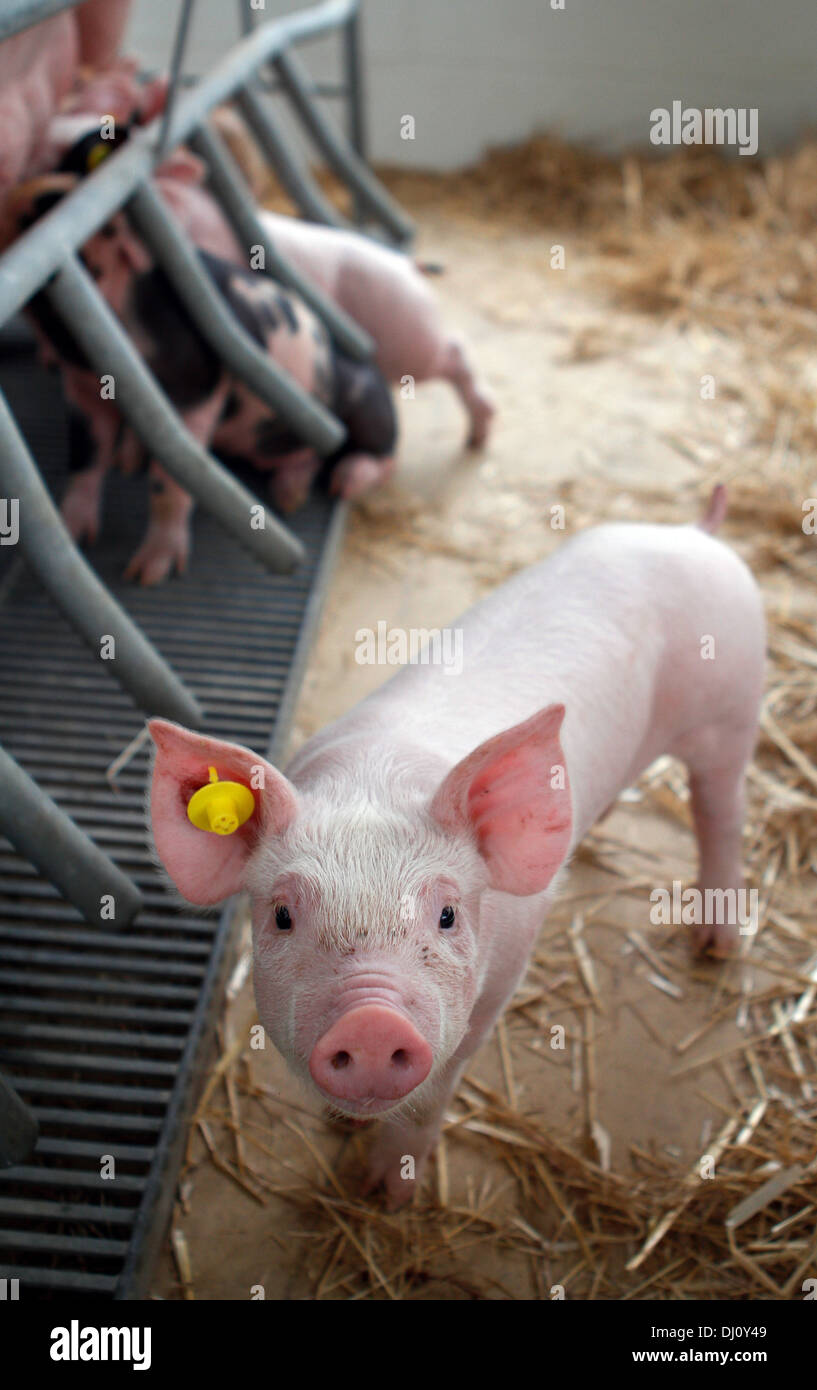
[391,1049,409,1068]
[330,1050,351,1070]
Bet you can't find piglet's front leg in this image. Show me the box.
[124,388,228,586]
[362,1111,447,1209]
[61,459,109,546]
[363,1049,481,1208]
[123,463,193,587]
[329,452,397,502]
[59,392,122,545]
[266,448,322,515]
[362,1061,466,1209]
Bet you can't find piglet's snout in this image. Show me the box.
[309,1005,432,1104]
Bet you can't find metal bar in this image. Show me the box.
[156,0,198,162]
[0,0,82,41]
[0,973,196,1001]
[0,1196,136,1223]
[0,1265,119,1293]
[0,0,365,328]
[0,1050,179,1076]
[33,1137,154,1162]
[310,82,351,99]
[0,1230,129,1257]
[138,71,373,98]
[7,1076,173,1101]
[29,1108,163,1132]
[344,9,367,163]
[45,256,306,574]
[0,929,209,959]
[343,7,367,226]
[0,745,142,928]
[0,392,204,727]
[126,181,345,454]
[189,122,373,360]
[0,1167,146,1192]
[0,1072,38,1168]
[238,0,254,38]
[274,48,414,245]
[0,1017,184,1045]
[0,947,204,979]
[1,997,192,1025]
[236,84,347,228]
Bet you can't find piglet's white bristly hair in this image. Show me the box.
[245,742,484,953]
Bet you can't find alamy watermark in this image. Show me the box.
[650,880,759,935]
[650,102,758,157]
[355,621,463,676]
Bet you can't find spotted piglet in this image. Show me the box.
[17,181,397,583]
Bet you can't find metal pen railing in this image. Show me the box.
[0,0,412,922]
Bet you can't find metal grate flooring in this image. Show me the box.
[0,329,344,1297]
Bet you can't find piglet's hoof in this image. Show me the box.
[60,480,102,546]
[123,523,190,587]
[691,921,741,960]
[330,453,395,502]
[267,474,311,515]
[690,888,744,960]
[465,393,497,450]
[360,1164,417,1210]
[116,430,146,477]
[360,1132,433,1210]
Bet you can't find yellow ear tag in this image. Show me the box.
[87,142,112,171]
[187,766,255,836]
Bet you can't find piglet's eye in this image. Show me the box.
[274,905,292,931]
[439,905,456,930]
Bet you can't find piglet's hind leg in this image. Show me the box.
[436,336,496,449]
[686,732,757,958]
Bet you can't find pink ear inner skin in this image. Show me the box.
[430,705,572,897]
[148,719,297,907]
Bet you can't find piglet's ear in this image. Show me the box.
[429,704,572,897]
[149,719,298,906]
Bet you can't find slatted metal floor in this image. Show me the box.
[0,328,344,1297]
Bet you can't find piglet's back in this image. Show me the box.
[289,521,765,839]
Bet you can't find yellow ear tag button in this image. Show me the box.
[87,141,112,171]
[187,766,255,836]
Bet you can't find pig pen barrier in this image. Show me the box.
[0,0,413,1298]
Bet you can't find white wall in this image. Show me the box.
[126,0,817,169]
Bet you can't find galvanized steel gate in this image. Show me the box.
[0,0,410,1297]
